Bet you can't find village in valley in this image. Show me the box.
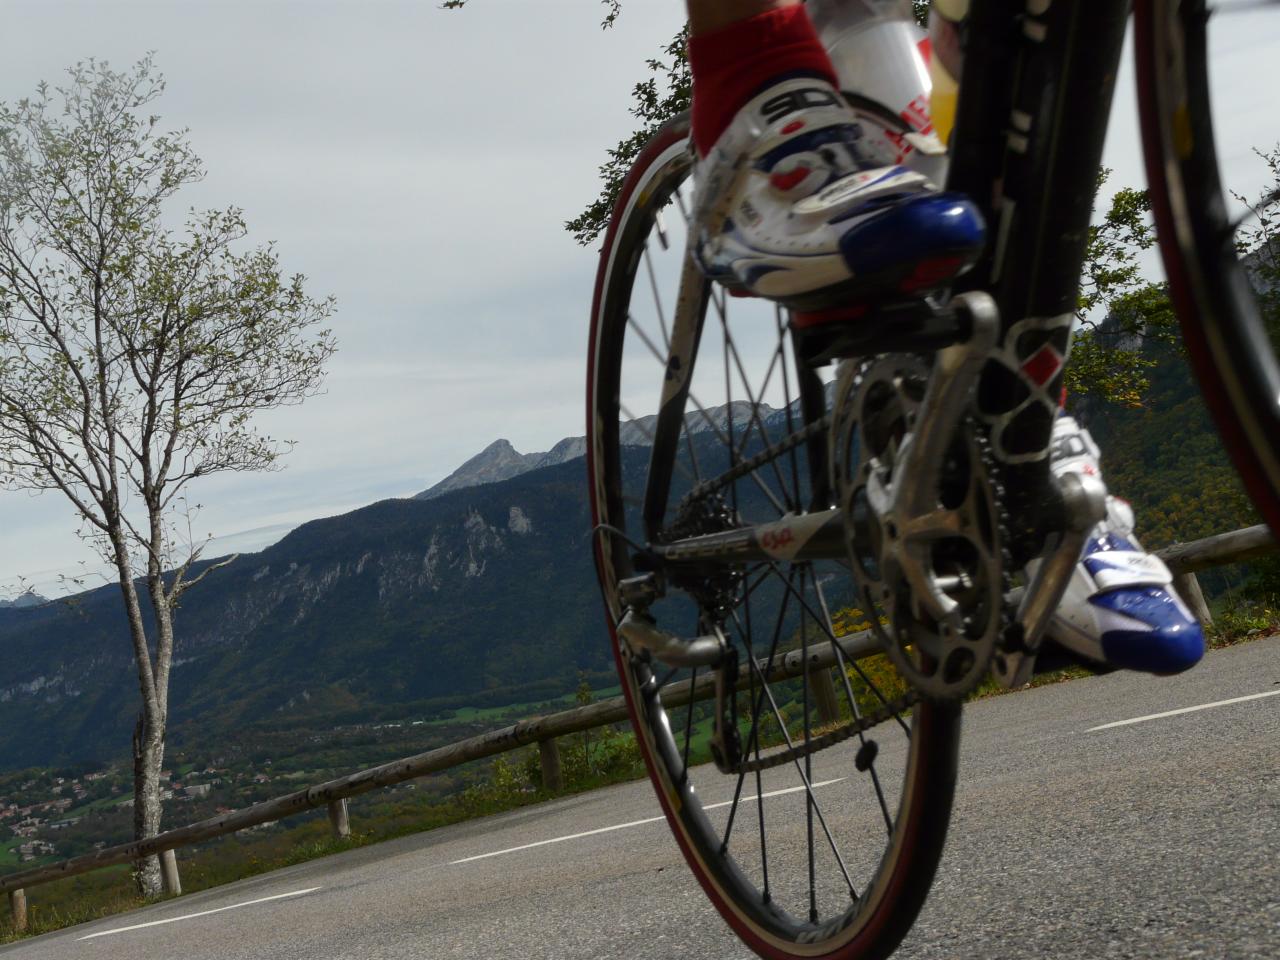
[0,766,241,867]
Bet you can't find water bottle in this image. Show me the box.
[807,0,949,183]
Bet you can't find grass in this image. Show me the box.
[419,685,624,726]
[64,793,130,818]
[0,865,144,944]
[0,850,56,871]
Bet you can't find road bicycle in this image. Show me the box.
[585,2,1279,958]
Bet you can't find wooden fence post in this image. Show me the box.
[538,738,564,792]
[8,889,26,934]
[1173,571,1213,628]
[811,667,841,725]
[327,799,351,840]
[160,849,181,896]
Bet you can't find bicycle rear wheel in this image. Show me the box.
[1134,0,1280,535]
[586,113,960,960]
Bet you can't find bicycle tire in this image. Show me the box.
[1133,0,1280,536]
[586,111,961,960]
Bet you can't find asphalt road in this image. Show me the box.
[4,635,1278,960]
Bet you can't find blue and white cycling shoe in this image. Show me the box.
[1043,415,1205,675]
[691,76,985,311]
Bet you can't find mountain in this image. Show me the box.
[0,454,629,770]
[414,399,786,501]
[0,592,46,610]
[0,397,796,772]
[415,439,544,499]
[415,437,587,500]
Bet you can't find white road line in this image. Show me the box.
[450,777,845,866]
[450,816,667,864]
[1085,689,1280,732]
[703,777,846,811]
[77,887,323,941]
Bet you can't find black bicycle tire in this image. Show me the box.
[585,111,962,960]
[1133,0,1280,536]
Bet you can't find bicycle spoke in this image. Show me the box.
[711,291,797,510]
[722,293,736,478]
[813,574,895,836]
[619,400,699,487]
[653,663,681,693]
[675,185,690,226]
[744,646,860,903]
[626,310,676,372]
[643,245,673,352]
[724,567,798,852]
[775,306,806,505]
[800,566,818,920]
[629,302,790,517]
[681,665,698,783]
[764,560,913,737]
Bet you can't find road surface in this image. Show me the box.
[4,635,1277,959]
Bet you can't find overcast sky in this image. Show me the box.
[1,1,1276,597]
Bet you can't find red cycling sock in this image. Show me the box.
[689,5,838,157]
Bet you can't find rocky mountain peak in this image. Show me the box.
[415,438,541,500]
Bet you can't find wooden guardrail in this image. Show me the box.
[0,630,878,927]
[2,523,1275,933]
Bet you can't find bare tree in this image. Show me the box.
[0,57,336,895]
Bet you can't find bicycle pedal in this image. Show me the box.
[793,296,972,365]
[791,302,870,330]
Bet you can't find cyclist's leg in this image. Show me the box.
[686,0,834,158]
[682,0,985,311]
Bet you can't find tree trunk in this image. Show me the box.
[111,527,171,900]
[131,713,165,897]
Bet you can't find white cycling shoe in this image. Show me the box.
[1042,415,1205,674]
[691,76,986,311]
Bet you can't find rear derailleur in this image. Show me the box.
[615,572,743,772]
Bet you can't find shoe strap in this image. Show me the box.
[1083,550,1173,591]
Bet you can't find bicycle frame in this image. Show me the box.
[626,1,1131,684]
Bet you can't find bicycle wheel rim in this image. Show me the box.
[585,113,961,960]
[1134,0,1280,535]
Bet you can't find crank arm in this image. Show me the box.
[890,291,1000,519]
[877,291,1000,623]
[992,470,1107,687]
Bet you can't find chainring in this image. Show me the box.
[832,354,1008,700]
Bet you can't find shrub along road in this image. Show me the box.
[3,635,1277,960]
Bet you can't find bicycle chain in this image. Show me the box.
[734,689,919,774]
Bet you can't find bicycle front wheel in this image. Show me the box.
[585,112,960,960]
[1134,0,1280,535]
